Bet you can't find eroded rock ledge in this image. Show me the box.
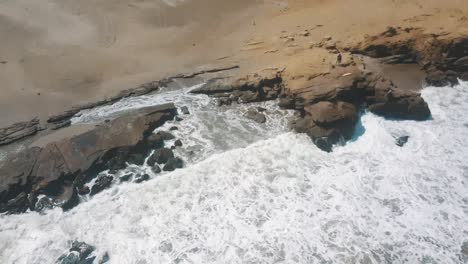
[0,104,177,214]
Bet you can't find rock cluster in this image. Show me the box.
[353,27,468,86]
[58,241,109,264]
[0,104,177,214]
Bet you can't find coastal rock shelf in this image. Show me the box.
[0,104,178,214]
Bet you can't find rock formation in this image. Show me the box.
[0,104,177,214]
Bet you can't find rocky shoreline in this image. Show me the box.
[0,28,467,216]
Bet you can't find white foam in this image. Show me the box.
[1,82,467,264]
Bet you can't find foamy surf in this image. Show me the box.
[1,82,467,264]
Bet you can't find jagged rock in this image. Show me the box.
[169,126,178,131]
[78,186,90,195]
[156,131,175,140]
[47,109,80,123]
[163,157,184,171]
[0,104,176,213]
[127,153,145,166]
[395,136,409,147]
[149,148,174,164]
[180,106,190,115]
[50,120,72,130]
[58,252,80,264]
[217,98,232,106]
[0,192,30,214]
[70,241,95,260]
[244,108,267,123]
[106,148,130,171]
[90,175,113,196]
[292,101,358,152]
[0,117,41,146]
[174,139,183,147]
[175,116,184,122]
[452,56,468,70]
[191,69,282,103]
[35,197,55,213]
[152,165,162,174]
[368,89,431,120]
[134,174,150,183]
[119,173,133,182]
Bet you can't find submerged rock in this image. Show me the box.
[90,175,113,196]
[35,197,55,213]
[152,165,162,174]
[119,173,133,182]
[58,241,97,264]
[134,174,150,183]
[395,136,409,147]
[163,157,184,171]
[244,108,267,123]
[180,106,190,115]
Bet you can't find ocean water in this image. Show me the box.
[0,81,467,264]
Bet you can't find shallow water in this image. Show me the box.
[1,82,467,264]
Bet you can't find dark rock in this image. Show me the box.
[425,70,452,86]
[70,241,95,260]
[152,165,162,174]
[0,104,176,213]
[149,148,174,164]
[163,158,184,171]
[119,173,133,182]
[292,101,358,152]
[99,252,110,264]
[0,192,30,214]
[145,134,164,148]
[395,136,409,147]
[174,139,183,147]
[169,126,178,131]
[78,186,90,195]
[106,148,130,171]
[175,116,184,122]
[244,108,267,123]
[452,56,468,70]
[134,174,150,183]
[127,153,145,166]
[35,197,55,213]
[90,175,113,196]
[216,98,232,106]
[462,72,468,81]
[368,89,431,120]
[61,187,79,211]
[256,106,267,112]
[156,131,175,140]
[159,241,173,253]
[180,106,190,115]
[59,252,80,264]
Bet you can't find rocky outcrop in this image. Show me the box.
[191,68,283,103]
[291,101,358,151]
[0,104,177,214]
[352,27,468,86]
[0,117,42,146]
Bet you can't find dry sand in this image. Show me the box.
[0,0,467,125]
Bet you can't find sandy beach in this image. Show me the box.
[1,0,467,125]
